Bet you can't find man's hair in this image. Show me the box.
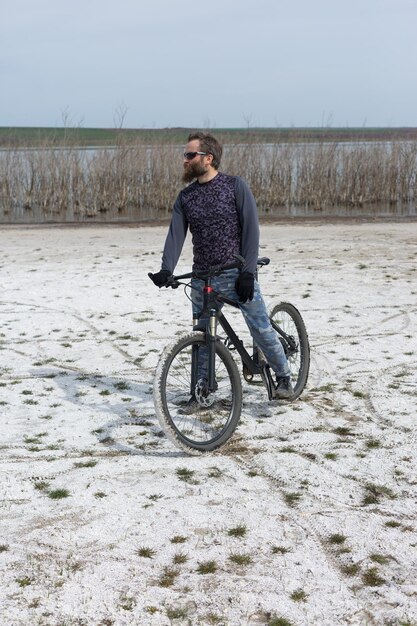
[188,132,222,169]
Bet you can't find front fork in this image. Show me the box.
[207,308,217,391]
[191,308,217,395]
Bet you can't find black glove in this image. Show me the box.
[235,271,254,303]
[148,269,171,288]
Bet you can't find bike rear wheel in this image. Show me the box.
[268,302,310,400]
[154,332,242,453]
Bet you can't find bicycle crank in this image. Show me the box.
[260,364,275,401]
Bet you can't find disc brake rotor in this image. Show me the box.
[194,378,215,407]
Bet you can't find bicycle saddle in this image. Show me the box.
[257,257,270,267]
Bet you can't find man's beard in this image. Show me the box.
[182,159,207,183]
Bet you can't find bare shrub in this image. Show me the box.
[1,132,416,221]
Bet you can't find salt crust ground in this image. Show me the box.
[0,221,416,626]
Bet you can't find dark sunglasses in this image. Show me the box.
[183,151,208,160]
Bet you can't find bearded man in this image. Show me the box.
[149,131,293,400]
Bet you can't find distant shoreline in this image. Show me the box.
[1,214,416,230]
[1,126,417,148]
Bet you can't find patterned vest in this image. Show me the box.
[180,172,241,270]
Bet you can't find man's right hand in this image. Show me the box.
[148,270,172,288]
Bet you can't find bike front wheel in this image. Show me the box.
[268,302,310,400]
[154,332,242,454]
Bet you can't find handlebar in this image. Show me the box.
[150,255,270,289]
[172,255,270,283]
[172,255,246,284]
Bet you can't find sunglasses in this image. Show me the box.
[183,151,209,160]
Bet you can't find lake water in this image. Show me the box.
[1,201,415,225]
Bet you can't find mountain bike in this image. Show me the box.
[152,256,310,454]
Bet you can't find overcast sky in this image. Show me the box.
[1,0,416,128]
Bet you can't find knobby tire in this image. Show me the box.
[154,332,242,454]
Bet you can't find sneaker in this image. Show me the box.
[274,376,294,400]
[177,396,200,415]
[177,397,231,416]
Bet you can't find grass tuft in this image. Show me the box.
[332,426,354,436]
[365,438,381,449]
[16,576,32,587]
[385,520,401,528]
[361,566,386,586]
[166,606,188,620]
[290,588,308,602]
[196,560,217,575]
[271,545,290,555]
[136,547,156,558]
[229,552,253,566]
[227,524,247,538]
[267,617,294,626]
[369,553,391,565]
[170,535,188,544]
[362,483,396,506]
[172,552,188,565]
[341,563,360,576]
[33,480,50,492]
[48,488,70,499]
[283,491,302,507]
[114,381,130,390]
[327,533,347,545]
[175,467,196,483]
[74,460,97,468]
[158,566,180,587]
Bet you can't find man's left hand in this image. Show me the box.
[235,272,254,303]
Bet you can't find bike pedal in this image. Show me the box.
[224,337,236,350]
[243,364,254,382]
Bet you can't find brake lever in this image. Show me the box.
[166,276,180,289]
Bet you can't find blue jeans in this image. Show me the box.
[191,269,290,379]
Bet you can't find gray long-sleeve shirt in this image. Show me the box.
[161,172,259,275]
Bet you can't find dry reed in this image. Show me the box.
[1,136,416,221]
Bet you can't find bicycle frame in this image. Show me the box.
[184,262,273,399]
[168,256,295,401]
[190,274,262,394]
